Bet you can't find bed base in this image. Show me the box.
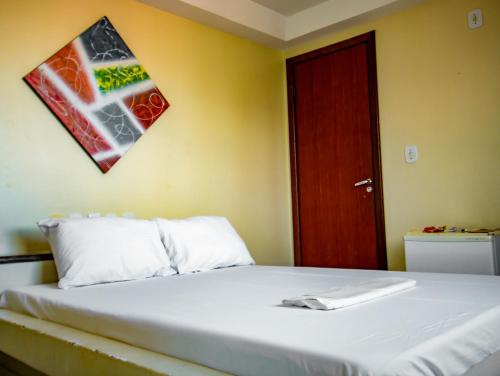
[0,256,226,375]
[0,309,227,376]
[2,256,500,376]
[2,309,499,376]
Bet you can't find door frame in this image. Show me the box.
[286,31,387,269]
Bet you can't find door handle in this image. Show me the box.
[354,178,372,187]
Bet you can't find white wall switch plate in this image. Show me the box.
[405,145,418,164]
[468,9,483,29]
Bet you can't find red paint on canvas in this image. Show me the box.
[25,69,112,156]
[97,155,120,172]
[124,88,170,129]
[46,41,95,104]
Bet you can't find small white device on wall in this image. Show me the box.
[468,9,483,29]
[405,145,418,164]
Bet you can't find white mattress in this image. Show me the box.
[1,265,500,376]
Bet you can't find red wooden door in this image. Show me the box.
[287,32,387,270]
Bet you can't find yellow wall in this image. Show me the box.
[1,0,499,272]
[0,0,293,265]
[286,0,500,270]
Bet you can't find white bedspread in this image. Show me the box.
[1,266,500,376]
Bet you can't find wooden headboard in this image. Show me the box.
[0,253,53,265]
[0,253,57,293]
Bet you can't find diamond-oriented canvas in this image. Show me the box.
[24,16,170,173]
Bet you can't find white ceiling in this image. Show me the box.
[139,0,424,49]
[250,0,328,16]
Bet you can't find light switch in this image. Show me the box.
[405,145,418,164]
[468,9,483,29]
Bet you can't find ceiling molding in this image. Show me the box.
[251,0,328,16]
[138,0,424,49]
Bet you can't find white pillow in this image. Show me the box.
[38,217,176,289]
[154,216,255,274]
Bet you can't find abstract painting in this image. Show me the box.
[25,16,169,173]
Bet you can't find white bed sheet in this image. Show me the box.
[1,266,500,376]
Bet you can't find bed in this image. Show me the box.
[2,263,500,376]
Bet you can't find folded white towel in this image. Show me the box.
[282,277,416,310]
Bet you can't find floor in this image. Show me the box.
[0,352,46,376]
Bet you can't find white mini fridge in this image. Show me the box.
[404,232,500,275]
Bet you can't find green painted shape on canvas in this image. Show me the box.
[94,65,150,93]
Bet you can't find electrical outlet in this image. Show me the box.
[405,145,418,164]
[468,9,483,29]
